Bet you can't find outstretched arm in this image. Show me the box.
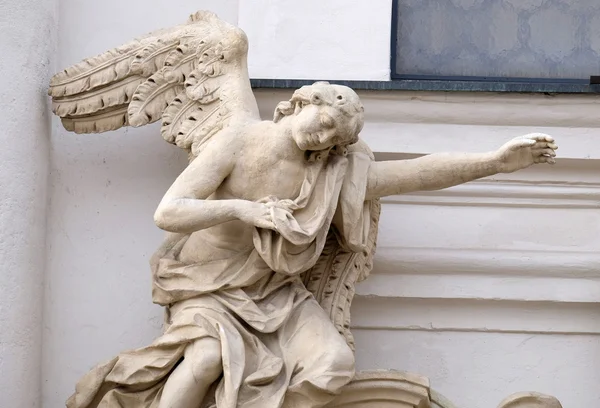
[366,133,557,199]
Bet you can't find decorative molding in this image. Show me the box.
[372,179,600,279]
[255,89,600,128]
[357,273,600,303]
[350,296,600,335]
[350,177,600,335]
[497,392,563,408]
[325,370,431,408]
[363,123,600,161]
[386,180,600,209]
[324,371,563,408]
[372,247,600,279]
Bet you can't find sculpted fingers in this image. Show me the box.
[541,140,559,150]
[532,147,556,157]
[510,133,558,157]
[532,148,556,164]
[532,135,558,166]
[240,202,278,230]
[531,141,558,151]
[509,138,536,151]
[521,133,558,149]
[257,195,278,204]
[521,133,554,143]
[255,217,276,230]
[264,199,297,214]
[252,197,296,231]
[498,133,558,172]
[534,156,556,164]
[511,133,555,149]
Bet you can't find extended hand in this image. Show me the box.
[494,133,558,173]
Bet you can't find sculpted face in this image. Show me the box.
[292,104,347,151]
[289,84,364,151]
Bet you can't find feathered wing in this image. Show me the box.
[49,11,259,157]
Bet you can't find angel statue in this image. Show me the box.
[49,10,559,408]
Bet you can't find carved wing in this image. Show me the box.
[48,11,259,157]
[302,197,381,351]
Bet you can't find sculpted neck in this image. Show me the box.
[267,116,304,158]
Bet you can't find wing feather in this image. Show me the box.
[49,27,181,98]
[130,39,182,76]
[61,106,129,134]
[51,76,143,117]
[49,43,145,98]
[127,70,184,127]
[161,93,198,143]
[175,103,222,150]
[49,10,260,159]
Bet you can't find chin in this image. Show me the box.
[295,141,310,151]
[297,141,324,151]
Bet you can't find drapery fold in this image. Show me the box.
[67,144,373,408]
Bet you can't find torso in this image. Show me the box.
[178,121,309,264]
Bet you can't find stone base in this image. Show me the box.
[326,370,431,408]
[326,370,563,408]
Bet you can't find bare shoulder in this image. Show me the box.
[164,127,252,199]
[227,121,280,162]
[187,126,250,173]
[200,126,246,158]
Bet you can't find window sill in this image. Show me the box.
[250,78,600,94]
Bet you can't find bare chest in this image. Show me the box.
[219,150,308,201]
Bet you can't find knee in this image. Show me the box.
[324,336,355,374]
[311,336,355,391]
[290,338,355,400]
[184,338,223,380]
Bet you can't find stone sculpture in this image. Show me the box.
[49,10,562,408]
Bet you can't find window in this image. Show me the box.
[391,0,600,92]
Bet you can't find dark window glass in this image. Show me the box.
[393,0,600,81]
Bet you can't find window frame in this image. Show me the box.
[389,0,600,94]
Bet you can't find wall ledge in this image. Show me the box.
[251,78,600,94]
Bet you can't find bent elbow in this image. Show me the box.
[154,202,176,231]
[153,208,168,231]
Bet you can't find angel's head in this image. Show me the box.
[274,82,365,151]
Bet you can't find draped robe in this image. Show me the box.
[66,144,374,408]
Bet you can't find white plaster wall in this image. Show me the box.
[40,2,600,408]
[0,0,57,407]
[238,0,392,80]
